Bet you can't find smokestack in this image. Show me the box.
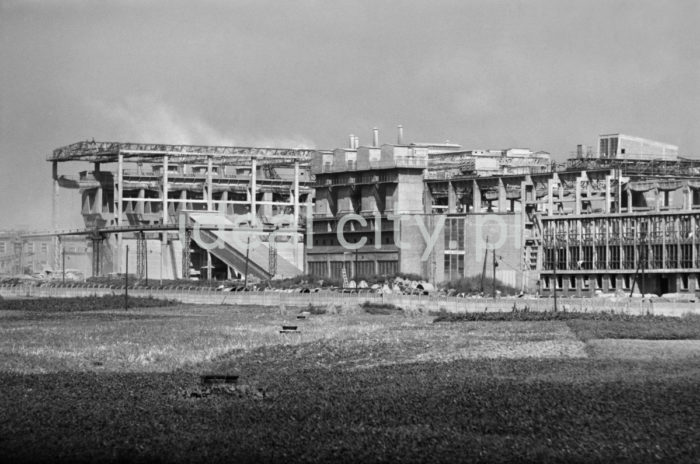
[349,134,355,149]
[373,127,379,147]
[397,125,404,145]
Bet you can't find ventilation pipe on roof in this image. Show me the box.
[397,125,404,145]
[373,127,379,147]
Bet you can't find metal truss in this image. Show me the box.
[48,140,313,164]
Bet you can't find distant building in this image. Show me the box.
[0,231,89,278]
[598,134,678,161]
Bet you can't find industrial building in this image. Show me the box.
[47,141,313,282]
[0,230,88,279]
[42,129,700,297]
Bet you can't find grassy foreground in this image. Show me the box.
[1,304,699,462]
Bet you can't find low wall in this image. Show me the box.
[1,285,699,317]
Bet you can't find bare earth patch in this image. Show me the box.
[353,321,588,369]
[587,339,700,361]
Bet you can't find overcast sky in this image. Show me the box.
[1,0,698,229]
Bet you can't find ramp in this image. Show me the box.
[187,213,301,279]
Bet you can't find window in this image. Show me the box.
[543,276,550,289]
[596,275,603,289]
[443,254,464,281]
[556,276,563,289]
[308,262,327,277]
[41,243,48,254]
[444,218,465,251]
[583,277,590,289]
[0,242,5,254]
[681,275,689,291]
[610,276,617,290]
[569,276,576,289]
[377,261,398,275]
[623,275,631,290]
[26,243,34,253]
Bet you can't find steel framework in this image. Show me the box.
[48,140,313,165]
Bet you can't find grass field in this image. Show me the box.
[1,302,699,462]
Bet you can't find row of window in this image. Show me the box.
[543,274,697,291]
[0,242,50,254]
[311,234,395,247]
[543,244,697,270]
[308,260,399,280]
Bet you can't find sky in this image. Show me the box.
[1,0,698,229]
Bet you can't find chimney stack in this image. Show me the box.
[353,135,359,149]
[372,127,379,147]
[349,134,355,149]
[397,125,404,145]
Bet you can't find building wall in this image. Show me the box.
[598,134,678,161]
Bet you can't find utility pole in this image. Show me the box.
[243,237,250,289]
[492,249,497,299]
[124,245,129,311]
[480,237,489,294]
[552,243,558,312]
[355,247,359,280]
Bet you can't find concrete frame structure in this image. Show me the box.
[309,130,700,296]
[48,141,313,281]
[45,132,700,296]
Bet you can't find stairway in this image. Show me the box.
[187,212,301,279]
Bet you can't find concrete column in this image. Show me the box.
[447,181,457,214]
[337,186,355,214]
[207,156,213,212]
[162,155,169,224]
[52,161,59,229]
[180,190,187,212]
[683,187,691,210]
[116,153,123,273]
[604,175,611,214]
[95,185,103,214]
[574,179,582,215]
[548,179,555,215]
[51,162,61,271]
[262,191,273,217]
[293,161,300,225]
[219,190,228,214]
[293,161,300,267]
[361,185,380,214]
[136,189,145,215]
[250,158,257,216]
[616,172,623,213]
[655,187,661,212]
[472,180,481,212]
[626,187,633,213]
[497,179,507,213]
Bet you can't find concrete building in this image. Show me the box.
[0,230,89,279]
[48,141,313,281]
[308,127,528,289]
[309,129,700,296]
[45,130,699,296]
[598,133,678,161]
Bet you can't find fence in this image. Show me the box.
[2,284,699,317]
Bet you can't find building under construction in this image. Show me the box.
[44,130,700,296]
[47,141,313,281]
